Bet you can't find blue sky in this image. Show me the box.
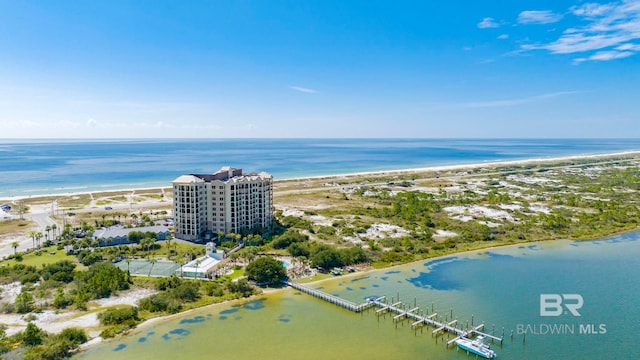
[0,0,639,138]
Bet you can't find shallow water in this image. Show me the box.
[75,232,640,360]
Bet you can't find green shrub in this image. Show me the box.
[80,263,130,299]
[203,282,224,297]
[22,322,45,346]
[57,327,87,346]
[98,306,139,326]
[19,273,40,285]
[271,230,308,249]
[15,291,35,313]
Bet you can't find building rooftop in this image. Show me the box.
[172,174,206,184]
[173,167,271,184]
[94,225,171,240]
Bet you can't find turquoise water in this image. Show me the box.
[2,138,640,197]
[75,232,640,360]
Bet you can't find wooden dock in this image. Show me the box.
[284,281,375,313]
[285,281,503,348]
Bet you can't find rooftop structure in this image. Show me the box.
[178,242,225,278]
[93,225,172,246]
[172,167,273,242]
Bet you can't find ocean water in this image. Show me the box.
[74,232,640,360]
[1,138,640,198]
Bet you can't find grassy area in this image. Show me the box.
[228,267,245,279]
[0,219,36,233]
[298,273,332,283]
[140,194,164,200]
[94,190,134,197]
[12,194,91,209]
[4,246,79,268]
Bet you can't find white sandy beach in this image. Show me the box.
[1,151,639,203]
[276,150,640,182]
[0,287,156,337]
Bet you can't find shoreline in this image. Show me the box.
[76,227,640,353]
[6,149,640,354]
[277,150,640,182]
[3,150,639,202]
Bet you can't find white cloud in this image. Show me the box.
[589,49,635,60]
[521,0,640,62]
[290,86,318,94]
[571,3,615,17]
[518,10,564,24]
[574,49,635,63]
[461,91,585,108]
[498,34,509,39]
[616,42,640,50]
[478,17,500,29]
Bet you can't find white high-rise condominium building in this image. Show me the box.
[172,167,273,242]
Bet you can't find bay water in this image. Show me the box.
[75,232,640,360]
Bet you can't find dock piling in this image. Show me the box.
[283,281,504,352]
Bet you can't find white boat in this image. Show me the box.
[455,336,496,359]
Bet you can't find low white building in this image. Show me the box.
[178,242,225,279]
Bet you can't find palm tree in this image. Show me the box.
[35,232,43,248]
[29,230,36,249]
[194,258,201,279]
[11,241,19,255]
[178,258,185,278]
[131,213,138,226]
[126,258,131,274]
[165,236,172,259]
[139,238,147,257]
[45,225,51,240]
[138,238,146,255]
[148,258,157,277]
[51,224,57,240]
[246,247,258,263]
[143,238,154,259]
[148,238,156,258]
[230,252,240,267]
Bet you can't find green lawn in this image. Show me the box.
[298,273,332,283]
[228,267,245,279]
[4,246,79,268]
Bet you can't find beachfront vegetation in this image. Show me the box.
[0,261,130,315]
[0,323,87,360]
[0,153,639,357]
[137,275,258,316]
[0,219,36,235]
[271,154,640,267]
[98,306,141,338]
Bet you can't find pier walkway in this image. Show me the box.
[284,281,503,347]
[284,280,375,312]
